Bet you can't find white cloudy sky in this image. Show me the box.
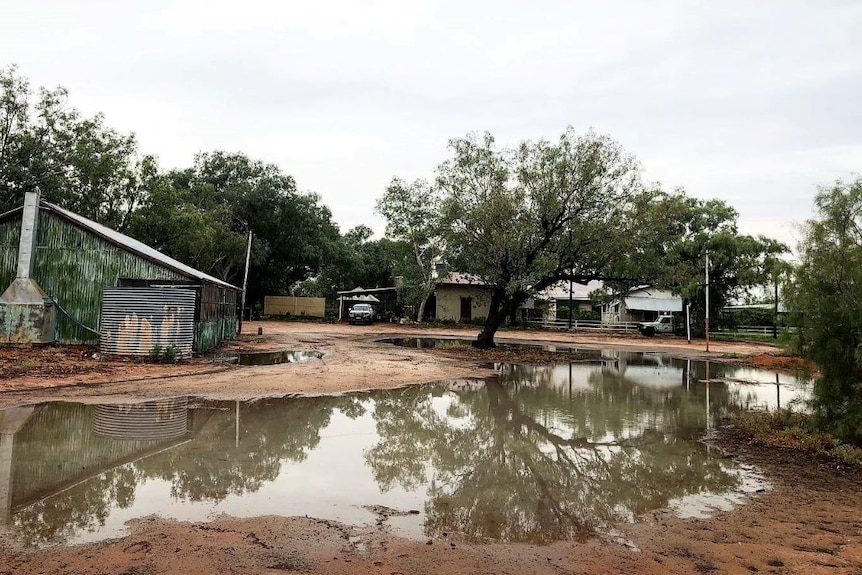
[2,0,860,250]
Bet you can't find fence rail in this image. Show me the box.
[712,325,795,335]
[525,319,640,332]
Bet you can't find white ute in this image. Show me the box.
[636,315,677,336]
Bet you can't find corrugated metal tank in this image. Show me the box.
[100,287,196,358]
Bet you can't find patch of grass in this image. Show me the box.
[148,345,182,364]
[12,359,36,375]
[827,443,862,466]
[733,410,862,467]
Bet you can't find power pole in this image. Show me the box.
[568,228,573,330]
[239,230,253,334]
[773,279,779,339]
[705,252,710,352]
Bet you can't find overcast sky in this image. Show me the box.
[2,1,860,250]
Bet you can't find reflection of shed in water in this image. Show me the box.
[0,407,35,526]
[0,399,205,525]
[93,399,189,441]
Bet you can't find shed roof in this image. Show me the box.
[0,202,239,290]
[624,296,682,312]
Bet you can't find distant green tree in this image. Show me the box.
[619,192,788,335]
[376,177,444,321]
[790,177,862,443]
[295,226,406,301]
[435,129,660,347]
[426,128,786,346]
[0,65,148,230]
[129,151,342,306]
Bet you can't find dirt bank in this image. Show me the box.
[3,321,852,575]
[0,320,779,408]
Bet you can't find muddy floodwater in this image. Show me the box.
[0,350,807,549]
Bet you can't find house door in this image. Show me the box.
[459,297,472,322]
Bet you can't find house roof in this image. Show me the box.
[612,285,682,312]
[435,272,488,286]
[1,202,239,290]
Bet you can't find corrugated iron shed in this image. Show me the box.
[0,199,240,352]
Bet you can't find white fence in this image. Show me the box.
[525,318,640,332]
[712,325,794,336]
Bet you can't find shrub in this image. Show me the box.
[148,344,182,364]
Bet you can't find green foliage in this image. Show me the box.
[418,128,785,347]
[128,151,342,306]
[612,191,788,336]
[376,178,444,320]
[434,129,650,346]
[1,66,354,312]
[555,306,600,321]
[296,225,405,301]
[148,344,181,363]
[829,443,862,466]
[0,64,148,230]
[721,307,776,328]
[734,410,862,466]
[789,177,862,443]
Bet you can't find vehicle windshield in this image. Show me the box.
[353,304,372,311]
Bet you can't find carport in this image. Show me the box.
[336,287,398,321]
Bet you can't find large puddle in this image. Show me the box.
[0,350,807,548]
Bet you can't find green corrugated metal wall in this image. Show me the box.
[195,317,238,353]
[0,211,237,350]
[36,213,187,343]
[0,221,20,285]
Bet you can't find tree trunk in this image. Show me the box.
[475,310,508,348]
[474,289,524,349]
[416,288,432,322]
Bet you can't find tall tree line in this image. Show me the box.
[0,65,396,309]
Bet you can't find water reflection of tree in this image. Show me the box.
[365,367,741,543]
[138,397,364,502]
[10,403,154,547]
[12,396,365,546]
[13,465,141,547]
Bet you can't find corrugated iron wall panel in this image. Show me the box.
[0,221,21,296]
[100,287,196,357]
[194,317,238,353]
[36,213,189,344]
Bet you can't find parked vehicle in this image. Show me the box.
[348,303,375,325]
[636,315,678,336]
